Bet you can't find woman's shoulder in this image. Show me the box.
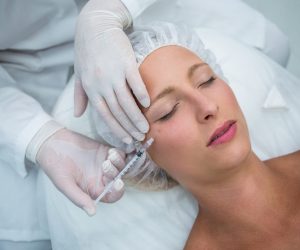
[264,150,300,180]
[184,215,219,250]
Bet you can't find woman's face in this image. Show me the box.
[139,46,251,188]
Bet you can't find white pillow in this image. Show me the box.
[46,28,300,250]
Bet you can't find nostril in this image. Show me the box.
[204,114,211,120]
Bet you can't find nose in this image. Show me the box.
[192,92,219,123]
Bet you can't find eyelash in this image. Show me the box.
[158,77,216,122]
[197,76,216,88]
[158,103,179,121]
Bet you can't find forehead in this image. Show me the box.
[139,45,204,95]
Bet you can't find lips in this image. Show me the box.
[207,120,237,147]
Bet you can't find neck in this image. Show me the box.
[190,152,287,233]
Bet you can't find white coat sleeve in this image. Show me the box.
[0,66,53,178]
[120,0,157,19]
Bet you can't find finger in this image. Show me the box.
[74,76,88,117]
[57,179,96,216]
[126,64,150,108]
[102,160,119,179]
[93,95,133,145]
[84,163,105,200]
[105,91,145,141]
[89,157,126,203]
[121,142,136,154]
[108,148,126,170]
[115,83,149,135]
[87,175,105,200]
[101,176,125,203]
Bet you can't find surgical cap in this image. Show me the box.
[129,22,224,77]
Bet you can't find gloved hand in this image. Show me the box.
[30,125,126,216]
[74,0,150,147]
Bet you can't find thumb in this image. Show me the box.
[74,76,88,117]
[59,180,96,216]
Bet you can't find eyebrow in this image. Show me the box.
[187,63,207,79]
[148,63,208,110]
[152,86,175,105]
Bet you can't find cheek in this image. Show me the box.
[214,83,252,164]
[221,84,248,133]
[146,113,199,173]
[218,83,240,109]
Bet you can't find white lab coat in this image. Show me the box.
[0,0,289,246]
[0,0,78,242]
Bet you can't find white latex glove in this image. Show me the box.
[74,0,150,147]
[35,128,126,216]
[91,107,136,153]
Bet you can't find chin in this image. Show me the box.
[223,139,251,169]
[212,122,252,171]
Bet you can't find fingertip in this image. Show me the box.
[102,160,119,179]
[100,176,125,203]
[59,180,96,216]
[113,179,124,191]
[139,95,151,108]
[104,179,125,203]
[122,137,133,145]
[83,205,96,216]
[136,121,149,134]
[108,148,126,158]
[134,88,150,108]
[108,149,123,162]
[126,67,150,108]
[108,151,126,170]
[102,160,112,174]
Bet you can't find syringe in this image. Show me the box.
[94,138,154,204]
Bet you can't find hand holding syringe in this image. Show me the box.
[94,138,154,204]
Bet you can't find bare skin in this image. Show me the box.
[184,151,300,250]
[137,45,300,249]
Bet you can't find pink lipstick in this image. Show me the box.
[207,120,237,147]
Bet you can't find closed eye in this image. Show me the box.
[197,76,216,88]
[158,103,179,122]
